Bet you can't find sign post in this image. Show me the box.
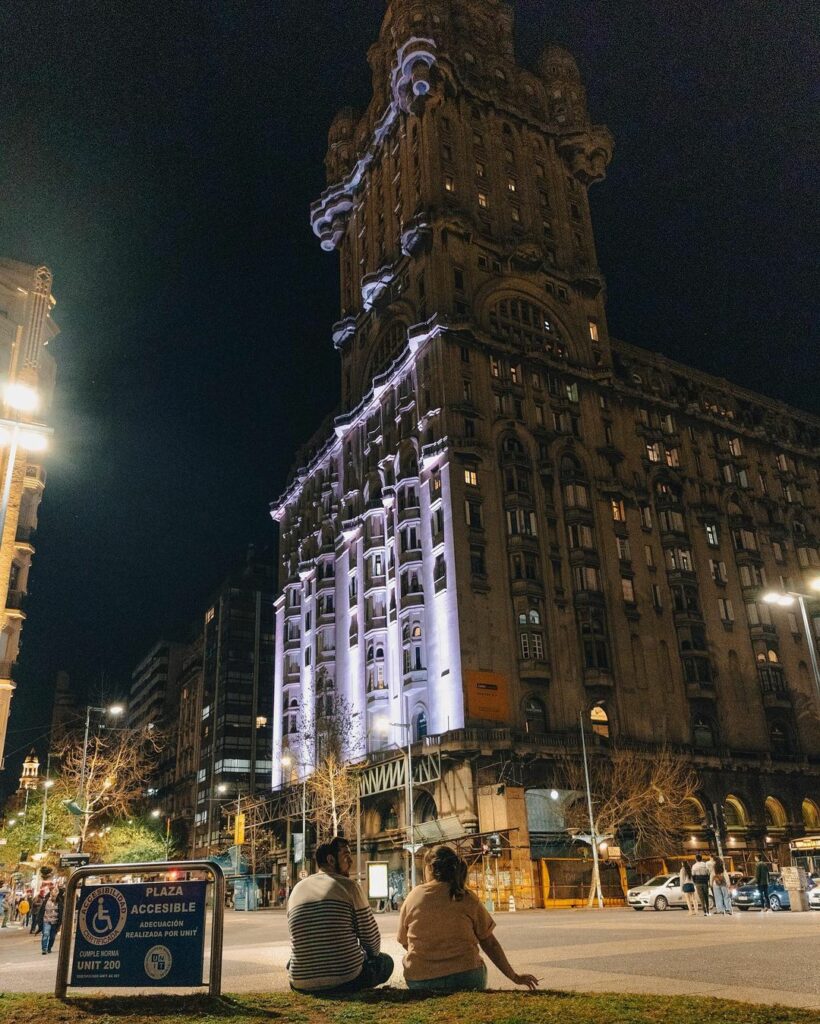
[55,860,225,998]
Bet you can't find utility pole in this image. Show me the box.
[579,710,604,909]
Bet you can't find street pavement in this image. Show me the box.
[1,906,819,1009]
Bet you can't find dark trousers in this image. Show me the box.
[694,880,710,914]
[759,884,770,909]
[292,953,394,995]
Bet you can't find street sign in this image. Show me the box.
[71,881,206,988]
[234,813,246,846]
[59,854,91,868]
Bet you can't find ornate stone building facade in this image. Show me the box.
[0,260,57,770]
[271,0,820,876]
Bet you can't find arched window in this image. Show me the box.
[380,804,399,831]
[802,798,820,831]
[415,792,437,823]
[692,715,716,749]
[764,796,788,829]
[414,709,428,741]
[488,297,569,358]
[369,322,407,378]
[683,797,707,827]
[590,704,609,739]
[524,696,548,736]
[723,795,747,829]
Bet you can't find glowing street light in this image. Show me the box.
[762,578,820,703]
[3,382,40,413]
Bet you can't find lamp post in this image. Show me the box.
[376,713,416,890]
[762,578,820,701]
[279,755,309,878]
[579,708,605,910]
[76,703,124,852]
[32,772,55,893]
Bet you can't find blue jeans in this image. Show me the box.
[712,884,732,914]
[41,920,54,953]
[407,962,488,992]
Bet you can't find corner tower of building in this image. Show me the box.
[311,0,613,410]
[0,259,58,770]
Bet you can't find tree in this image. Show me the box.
[556,745,699,905]
[301,693,363,843]
[0,787,75,873]
[56,724,163,851]
[97,820,168,863]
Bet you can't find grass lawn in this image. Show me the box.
[0,991,816,1024]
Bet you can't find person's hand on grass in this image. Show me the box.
[513,973,539,990]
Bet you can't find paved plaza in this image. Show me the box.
[1,907,818,1010]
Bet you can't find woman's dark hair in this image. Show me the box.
[679,861,692,881]
[713,857,724,875]
[425,845,468,901]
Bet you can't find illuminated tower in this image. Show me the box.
[0,260,58,770]
[272,0,820,877]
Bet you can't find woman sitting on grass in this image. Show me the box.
[397,845,539,992]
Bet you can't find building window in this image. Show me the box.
[665,447,681,468]
[469,545,486,576]
[718,598,734,622]
[621,577,636,603]
[610,498,626,522]
[477,190,489,209]
[705,523,720,547]
[453,268,465,291]
[464,500,482,528]
[464,466,478,487]
[639,504,653,530]
[646,442,661,463]
[464,417,476,438]
[490,355,501,378]
[644,544,654,567]
[590,704,609,738]
[729,437,743,457]
[573,565,602,592]
[617,537,631,561]
[444,175,455,193]
[564,482,590,509]
[651,584,663,610]
[709,559,727,583]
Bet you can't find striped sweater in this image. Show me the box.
[287,870,381,991]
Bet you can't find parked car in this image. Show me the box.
[733,872,818,911]
[627,873,687,911]
[808,886,820,910]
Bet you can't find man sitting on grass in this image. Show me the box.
[287,836,393,994]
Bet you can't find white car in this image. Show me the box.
[809,886,820,911]
[627,873,688,911]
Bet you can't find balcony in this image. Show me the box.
[14,525,36,547]
[758,665,791,708]
[397,504,421,524]
[398,546,423,567]
[400,590,425,609]
[5,590,26,616]
[364,573,386,595]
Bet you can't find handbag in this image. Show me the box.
[682,882,695,893]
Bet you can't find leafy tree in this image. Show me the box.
[97,820,168,863]
[0,785,75,873]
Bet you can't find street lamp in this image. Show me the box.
[0,383,50,550]
[376,714,417,889]
[72,703,124,852]
[280,753,310,874]
[579,707,605,910]
[762,577,820,701]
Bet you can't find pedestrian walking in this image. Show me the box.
[29,889,45,934]
[679,861,697,916]
[0,883,9,928]
[711,858,733,915]
[38,889,62,955]
[691,854,712,916]
[755,853,772,912]
[397,846,539,992]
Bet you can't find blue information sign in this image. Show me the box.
[71,880,206,987]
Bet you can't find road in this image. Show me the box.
[1,906,819,1009]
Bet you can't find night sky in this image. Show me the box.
[0,1,816,788]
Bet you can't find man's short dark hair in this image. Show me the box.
[316,836,350,867]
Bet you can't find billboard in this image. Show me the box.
[465,671,509,722]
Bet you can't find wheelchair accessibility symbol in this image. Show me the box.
[78,887,128,946]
